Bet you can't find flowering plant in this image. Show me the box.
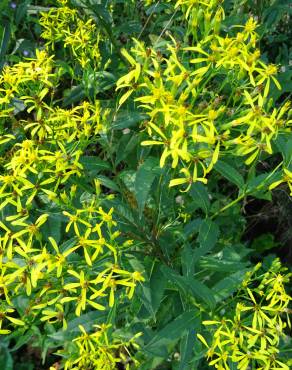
[0,0,291,369]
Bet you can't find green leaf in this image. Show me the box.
[0,22,11,70]
[119,170,136,193]
[275,134,292,167]
[42,213,63,244]
[246,171,281,199]
[179,328,196,370]
[64,70,116,107]
[140,262,167,317]
[183,218,202,238]
[214,160,244,188]
[115,133,140,166]
[268,69,292,102]
[10,330,34,351]
[181,243,195,277]
[149,264,167,315]
[193,219,219,264]
[251,233,279,252]
[63,85,85,107]
[27,5,51,14]
[199,257,247,273]
[109,200,145,236]
[187,277,216,309]
[96,175,120,192]
[49,310,109,341]
[161,265,216,309]
[112,111,148,130]
[69,177,95,193]
[144,310,200,356]
[80,156,111,173]
[0,344,13,370]
[135,157,160,217]
[213,270,247,303]
[15,1,29,25]
[88,2,113,24]
[189,183,210,214]
[84,71,116,98]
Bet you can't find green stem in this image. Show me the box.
[211,161,283,219]
[211,193,245,219]
[190,71,215,106]
[78,0,127,66]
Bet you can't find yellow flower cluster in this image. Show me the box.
[145,0,225,38]
[0,49,54,106]
[116,13,291,191]
[39,0,101,68]
[0,1,144,340]
[51,324,141,370]
[176,0,225,38]
[198,259,291,370]
[0,196,144,333]
[0,49,105,142]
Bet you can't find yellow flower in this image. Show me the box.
[62,210,91,234]
[269,168,292,196]
[62,270,106,316]
[47,237,74,277]
[0,221,27,260]
[256,62,281,97]
[200,260,291,369]
[41,303,67,330]
[11,213,49,241]
[169,166,207,191]
[0,307,25,334]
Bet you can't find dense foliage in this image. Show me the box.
[0,0,291,369]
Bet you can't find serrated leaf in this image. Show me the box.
[181,243,195,277]
[115,133,140,166]
[214,160,244,188]
[161,265,216,309]
[189,183,210,214]
[112,111,148,130]
[179,328,196,370]
[80,156,111,172]
[109,200,140,231]
[149,264,167,315]
[183,218,202,238]
[187,277,216,309]
[139,264,167,319]
[199,257,247,272]
[135,157,159,217]
[193,220,219,264]
[213,270,247,303]
[144,310,200,356]
[95,175,120,192]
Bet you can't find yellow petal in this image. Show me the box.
[169,178,188,187]
[141,140,164,146]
